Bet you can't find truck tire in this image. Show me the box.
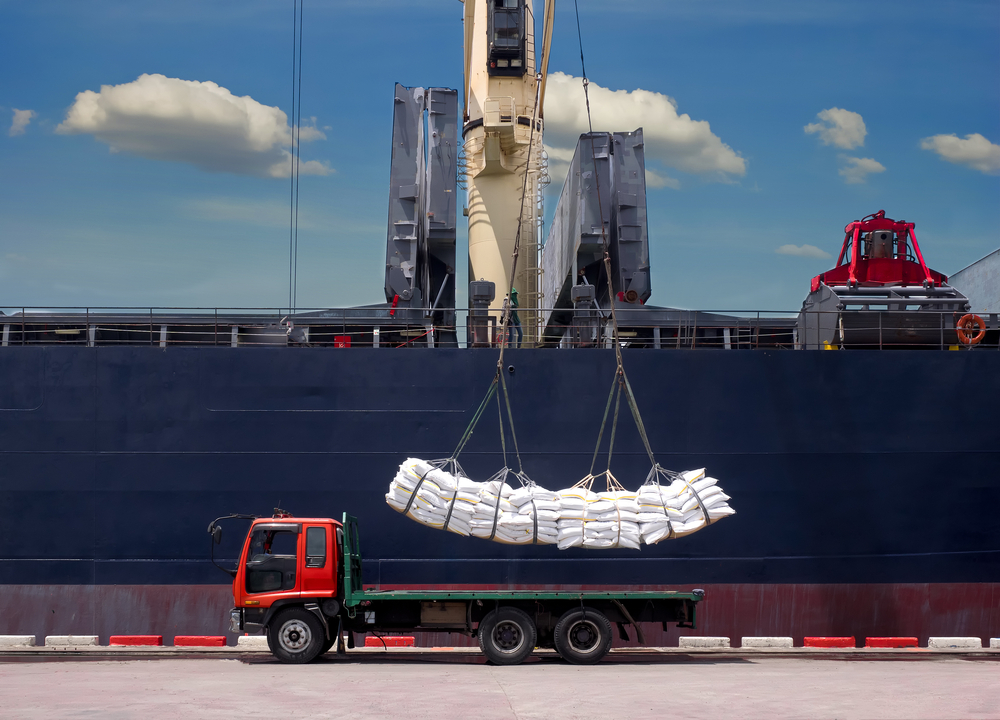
[478,607,536,665]
[553,607,613,664]
[269,608,325,664]
[266,624,332,657]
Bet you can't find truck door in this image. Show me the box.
[243,523,300,596]
[299,524,333,593]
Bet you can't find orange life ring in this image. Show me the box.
[956,314,986,345]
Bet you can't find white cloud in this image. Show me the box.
[542,72,746,189]
[804,107,866,149]
[9,108,36,136]
[56,73,332,178]
[775,243,831,259]
[920,133,1000,175]
[838,155,885,184]
[644,168,681,190]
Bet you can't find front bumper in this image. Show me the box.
[231,607,267,634]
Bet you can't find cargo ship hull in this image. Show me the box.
[1,347,998,643]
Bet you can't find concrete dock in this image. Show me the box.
[1,649,998,719]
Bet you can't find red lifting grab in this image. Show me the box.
[810,210,947,292]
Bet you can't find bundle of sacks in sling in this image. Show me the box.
[385,458,735,549]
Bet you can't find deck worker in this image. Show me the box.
[507,287,522,348]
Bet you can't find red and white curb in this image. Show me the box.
[110,636,163,646]
[0,636,37,647]
[45,636,99,647]
[365,636,415,647]
[741,637,793,648]
[0,634,997,652]
[175,636,227,647]
[865,637,917,648]
[927,637,985,649]
[679,636,730,648]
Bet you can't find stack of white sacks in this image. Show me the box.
[385,458,735,549]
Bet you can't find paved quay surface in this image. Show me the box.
[1,650,998,719]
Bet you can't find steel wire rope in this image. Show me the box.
[288,0,304,314]
[489,73,545,477]
[571,0,657,477]
[293,0,304,313]
[449,68,545,470]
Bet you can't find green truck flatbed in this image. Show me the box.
[341,513,703,607]
[349,589,704,603]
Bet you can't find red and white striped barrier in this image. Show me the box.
[1,633,998,652]
[927,637,982,649]
[109,636,163,646]
[865,637,917,648]
[46,636,99,647]
[174,636,227,647]
[365,636,415,647]
[803,637,855,648]
[741,637,793,648]
[0,636,36,647]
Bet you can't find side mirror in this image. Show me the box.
[212,526,223,545]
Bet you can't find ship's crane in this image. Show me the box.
[798,211,973,349]
[461,0,556,343]
[381,1,557,347]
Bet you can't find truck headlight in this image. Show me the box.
[229,609,242,633]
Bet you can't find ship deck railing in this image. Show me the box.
[0,306,997,351]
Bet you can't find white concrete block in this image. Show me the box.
[237,636,269,649]
[989,638,999,650]
[0,635,36,647]
[679,636,731,649]
[927,637,982,649]
[741,636,794,648]
[45,635,99,647]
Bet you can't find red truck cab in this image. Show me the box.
[225,515,345,660]
[234,516,341,609]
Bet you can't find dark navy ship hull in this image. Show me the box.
[1,347,998,643]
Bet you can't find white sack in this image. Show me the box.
[386,458,735,550]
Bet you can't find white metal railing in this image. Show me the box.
[0,307,995,351]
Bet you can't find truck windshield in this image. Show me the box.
[245,528,298,593]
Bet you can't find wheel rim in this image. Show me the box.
[492,619,525,655]
[279,619,313,653]
[567,619,601,654]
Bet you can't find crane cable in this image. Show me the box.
[288,0,304,314]
[571,0,657,484]
[488,70,545,475]
[449,56,546,475]
[450,2,660,488]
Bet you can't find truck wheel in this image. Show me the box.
[478,607,536,665]
[553,607,613,664]
[269,608,324,664]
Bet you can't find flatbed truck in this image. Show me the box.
[212,512,705,664]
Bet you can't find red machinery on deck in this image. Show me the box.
[798,211,973,349]
[811,210,947,291]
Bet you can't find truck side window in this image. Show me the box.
[305,526,326,568]
[245,528,298,593]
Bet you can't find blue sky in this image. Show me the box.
[1,0,997,313]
